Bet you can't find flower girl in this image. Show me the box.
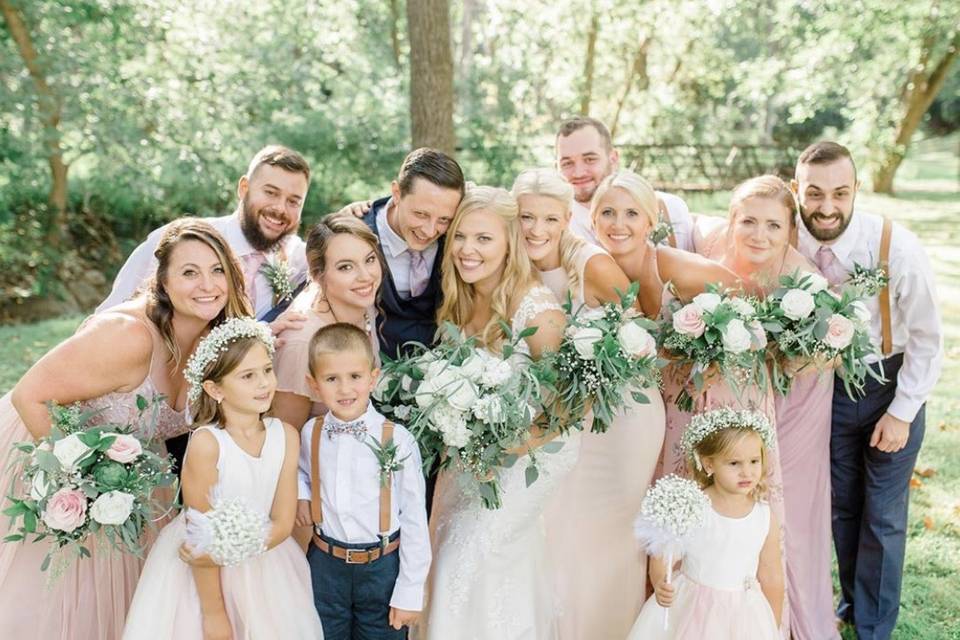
[627,408,784,639]
[123,318,323,639]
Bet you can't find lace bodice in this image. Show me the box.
[510,285,562,339]
[77,372,189,441]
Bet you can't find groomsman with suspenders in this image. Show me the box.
[791,141,943,640]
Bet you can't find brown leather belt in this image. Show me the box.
[312,534,400,565]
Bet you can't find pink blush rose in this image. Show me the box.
[42,488,88,533]
[105,434,142,464]
[823,314,855,350]
[673,303,706,338]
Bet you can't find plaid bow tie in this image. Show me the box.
[324,418,367,441]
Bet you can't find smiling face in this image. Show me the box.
[389,177,462,251]
[238,164,308,252]
[702,431,764,497]
[730,196,792,268]
[794,158,858,243]
[517,194,570,268]
[204,343,277,416]
[164,239,229,322]
[308,348,379,422]
[450,209,510,288]
[592,186,651,258]
[556,125,619,204]
[318,233,383,310]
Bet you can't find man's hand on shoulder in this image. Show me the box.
[269,308,308,347]
[337,200,374,218]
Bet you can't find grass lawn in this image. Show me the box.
[0,137,958,638]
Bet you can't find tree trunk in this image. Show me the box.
[0,0,69,246]
[579,8,600,116]
[389,0,402,67]
[872,32,959,194]
[610,39,650,139]
[406,0,456,155]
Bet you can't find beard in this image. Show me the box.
[240,195,293,252]
[798,203,854,242]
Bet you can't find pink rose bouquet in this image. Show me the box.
[3,397,177,574]
[659,285,767,411]
[759,270,882,397]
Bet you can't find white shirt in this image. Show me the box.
[96,213,308,320]
[297,403,431,611]
[796,211,943,422]
[568,190,695,252]
[376,200,440,299]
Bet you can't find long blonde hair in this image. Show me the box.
[511,168,588,295]
[590,170,659,230]
[436,185,539,350]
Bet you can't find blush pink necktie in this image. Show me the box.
[242,252,267,310]
[409,250,430,297]
[815,246,846,286]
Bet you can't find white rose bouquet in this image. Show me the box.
[658,284,768,411]
[540,282,662,434]
[3,397,178,574]
[759,270,882,397]
[374,323,554,509]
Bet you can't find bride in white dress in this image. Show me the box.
[418,185,581,639]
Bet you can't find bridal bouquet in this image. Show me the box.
[544,282,662,434]
[374,323,552,509]
[759,270,882,397]
[658,285,768,411]
[3,397,178,573]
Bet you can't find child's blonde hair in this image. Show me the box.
[307,322,376,377]
[690,427,769,500]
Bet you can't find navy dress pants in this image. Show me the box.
[831,354,925,640]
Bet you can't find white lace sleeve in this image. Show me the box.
[511,286,561,334]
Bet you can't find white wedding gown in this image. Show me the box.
[418,287,582,640]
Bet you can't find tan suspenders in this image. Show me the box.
[657,198,678,249]
[310,420,395,538]
[878,216,893,356]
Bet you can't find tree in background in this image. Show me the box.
[407,0,456,155]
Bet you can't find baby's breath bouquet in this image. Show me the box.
[634,474,711,629]
[759,270,882,397]
[3,397,178,574]
[184,494,271,566]
[658,284,768,411]
[374,323,554,509]
[542,282,662,434]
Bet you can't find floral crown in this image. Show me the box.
[681,407,776,471]
[184,317,275,403]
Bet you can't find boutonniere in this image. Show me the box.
[649,219,674,246]
[846,262,889,297]
[260,250,297,305]
[366,434,409,488]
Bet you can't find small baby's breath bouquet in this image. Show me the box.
[374,323,554,509]
[184,494,271,567]
[634,474,711,629]
[3,397,177,574]
[658,284,768,411]
[542,282,662,434]
[759,270,882,397]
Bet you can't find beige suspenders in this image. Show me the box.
[657,198,677,249]
[310,420,397,562]
[878,216,893,356]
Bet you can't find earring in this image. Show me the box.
[216,397,223,405]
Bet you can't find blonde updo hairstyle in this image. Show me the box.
[690,427,769,500]
[728,174,797,226]
[589,170,659,234]
[511,168,589,294]
[436,185,539,351]
[192,336,271,427]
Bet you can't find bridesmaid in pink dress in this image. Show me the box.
[0,219,251,640]
[693,175,839,640]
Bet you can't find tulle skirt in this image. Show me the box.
[626,574,780,640]
[123,514,323,639]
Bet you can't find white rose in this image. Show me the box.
[393,405,412,420]
[578,307,606,322]
[458,354,486,383]
[730,298,756,318]
[617,322,656,358]
[570,326,604,360]
[721,318,752,354]
[446,376,480,412]
[780,289,816,320]
[472,396,506,424]
[432,405,470,448]
[480,359,514,388]
[692,292,722,313]
[804,272,829,293]
[851,301,871,324]
[89,491,135,526]
[30,471,50,501]
[53,434,92,472]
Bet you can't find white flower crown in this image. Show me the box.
[681,407,776,471]
[184,317,275,403]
